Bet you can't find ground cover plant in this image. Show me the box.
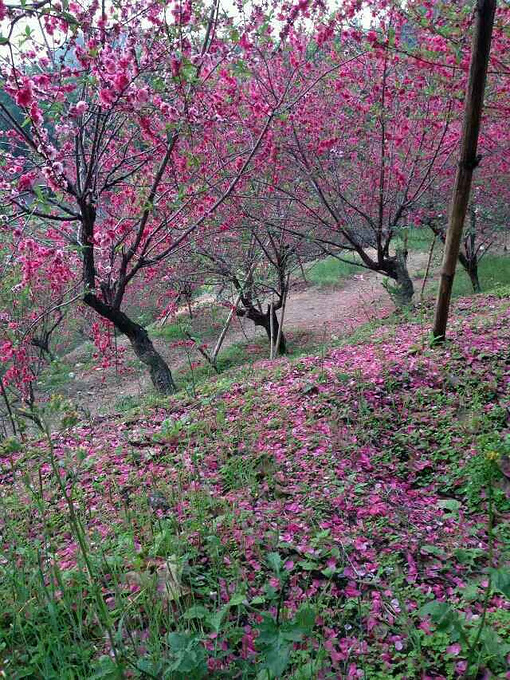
[1,294,509,679]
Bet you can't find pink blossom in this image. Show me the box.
[17,172,35,192]
[15,81,33,107]
[74,100,88,116]
[446,643,462,656]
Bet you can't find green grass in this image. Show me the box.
[393,227,435,253]
[151,321,191,341]
[421,253,510,299]
[175,330,317,397]
[453,254,510,296]
[2,297,509,678]
[307,230,434,288]
[307,255,363,287]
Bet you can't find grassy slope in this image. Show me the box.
[1,295,510,679]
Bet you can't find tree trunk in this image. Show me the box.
[458,250,482,293]
[83,293,176,394]
[31,335,56,362]
[237,304,287,355]
[433,0,496,340]
[394,255,415,307]
[382,253,414,307]
[263,307,287,355]
[468,265,482,293]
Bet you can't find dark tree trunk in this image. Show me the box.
[262,307,287,355]
[458,251,482,293]
[468,265,482,293]
[382,253,414,307]
[237,304,287,355]
[84,293,176,394]
[31,335,56,362]
[394,256,415,306]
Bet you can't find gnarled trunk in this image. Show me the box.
[383,253,414,307]
[458,250,481,294]
[237,304,287,355]
[394,256,415,306]
[31,335,56,362]
[84,293,176,394]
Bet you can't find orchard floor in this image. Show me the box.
[52,252,432,416]
[4,292,509,679]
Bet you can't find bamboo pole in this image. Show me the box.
[433,0,496,340]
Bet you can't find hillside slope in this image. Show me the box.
[2,295,510,679]
[53,251,430,416]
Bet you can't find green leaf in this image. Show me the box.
[292,662,316,680]
[454,548,484,565]
[421,544,444,556]
[183,605,208,620]
[298,560,318,571]
[256,619,292,677]
[267,552,283,575]
[207,606,227,633]
[419,600,465,641]
[460,583,480,601]
[228,591,246,607]
[167,633,207,676]
[419,600,454,627]
[293,606,315,634]
[480,626,510,659]
[89,656,119,679]
[490,568,510,598]
[168,632,190,651]
[438,499,461,512]
[264,639,291,676]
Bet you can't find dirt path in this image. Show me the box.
[54,252,431,416]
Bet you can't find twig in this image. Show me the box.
[211,292,243,365]
[184,331,219,373]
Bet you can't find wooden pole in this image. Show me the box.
[433,0,496,340]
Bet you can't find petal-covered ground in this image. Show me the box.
[1,295,510,679]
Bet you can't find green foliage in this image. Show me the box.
[256,606,315,678]
[463,435,510,512]
[166,633,208,678]
[114,395,140,412]
[253,554,316,678]
[421,253,510,298]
